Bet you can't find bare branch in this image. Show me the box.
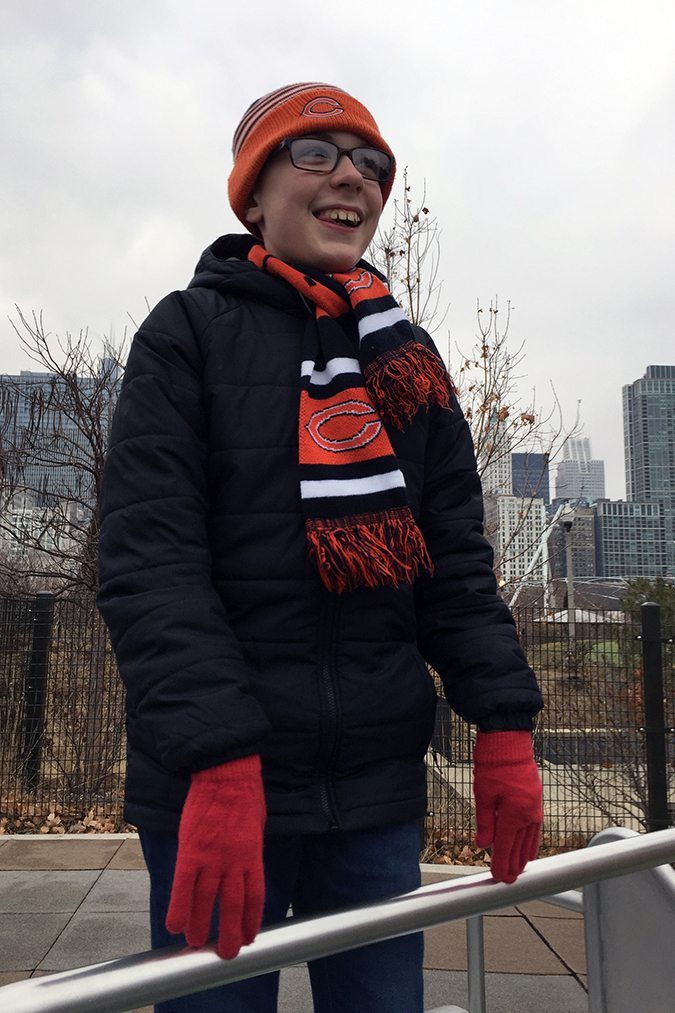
[367,169,448,334]
[1,310,126,597]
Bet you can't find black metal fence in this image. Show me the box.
[426,603,674,853]
[1,594,673,848]
[0,593,125,832]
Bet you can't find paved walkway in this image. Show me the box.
[0,835,588,1012]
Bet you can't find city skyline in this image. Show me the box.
[2,358,669,507]
[4,360,672,581]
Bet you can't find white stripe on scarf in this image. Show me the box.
[300,471,406,499]
[300,357,361,384]
[357,306,407,341]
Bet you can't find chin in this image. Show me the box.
[317,249,362,273]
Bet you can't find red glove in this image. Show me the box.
[473,731,543,884]
[166,754,266,959]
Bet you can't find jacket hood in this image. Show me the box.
[188,234,305,314]
[188,234,389,315]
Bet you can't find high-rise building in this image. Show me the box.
[623,365,675,574]
[478,409,513,497]
[554,437,605,504]
[484,494,548,585]
[0,364,118,505]
[482,449,550,585]
[482,450,549,503]
[481,451,511,497]
[594,500,667,577]
[510,452,550,506]
[548,505,597,578]
[0,363,119,560]
[1,370,86,503]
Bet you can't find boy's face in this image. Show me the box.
[246,130,384,272]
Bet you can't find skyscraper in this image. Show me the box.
[481,450,549,586]
[548,505,597,578]
[482,450,549,503]
[594,500,667,577]
[0,371,86,503]
[484,494,548,585]
[0,362,120,559]
[511,452,550,506]
[623,365,675,575]
[554,437,605,504]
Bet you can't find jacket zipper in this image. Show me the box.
[318,594,341,831]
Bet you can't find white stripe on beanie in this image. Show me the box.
[233,83,345,157]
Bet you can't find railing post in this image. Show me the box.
[466,915,486,1013]
[639,602,669,832]
[19,591,54,793]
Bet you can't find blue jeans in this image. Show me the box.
[139,822,424,1012]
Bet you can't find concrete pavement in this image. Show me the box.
[0,835,588,1012]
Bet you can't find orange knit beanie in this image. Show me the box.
[228,82,396,231]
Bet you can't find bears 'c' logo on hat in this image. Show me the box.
[301,96,344,117]
[306,399,381,452]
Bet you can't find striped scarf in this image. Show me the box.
[248,244,455,593]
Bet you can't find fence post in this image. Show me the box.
[19,591,54,793]
[639,602,669,832]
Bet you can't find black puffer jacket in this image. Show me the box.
[98,234,543,835]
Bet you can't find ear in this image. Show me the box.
[245,196,263,226]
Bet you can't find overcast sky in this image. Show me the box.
[2,0,674,498]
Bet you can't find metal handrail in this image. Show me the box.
[2,828,674,1013]
[542,888,584,912]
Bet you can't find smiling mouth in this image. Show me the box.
[314,208,362,228]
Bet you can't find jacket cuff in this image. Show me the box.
[477,712,535,732]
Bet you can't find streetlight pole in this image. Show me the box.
[562,513,575,648]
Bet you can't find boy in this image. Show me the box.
[98,82,544,1013]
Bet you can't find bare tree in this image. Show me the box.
[0,312,126,826]
[368,168,447,335]
[452,299,581,594]
[369,173,580,596]
[451,298,537,479]
[0,308,125,598]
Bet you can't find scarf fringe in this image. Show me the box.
[306,507,433,594]
[364,340,455,429]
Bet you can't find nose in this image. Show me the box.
[330,153,363,189]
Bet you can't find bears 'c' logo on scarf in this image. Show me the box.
[301,96,344,117]
[307,399,381,452]
[344,270,374,294]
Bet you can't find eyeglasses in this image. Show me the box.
[278,137,393,183]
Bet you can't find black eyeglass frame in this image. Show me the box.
[277,137,393,183]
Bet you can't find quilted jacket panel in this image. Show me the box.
[98,235,543,835]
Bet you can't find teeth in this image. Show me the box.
[318,209,361,226]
